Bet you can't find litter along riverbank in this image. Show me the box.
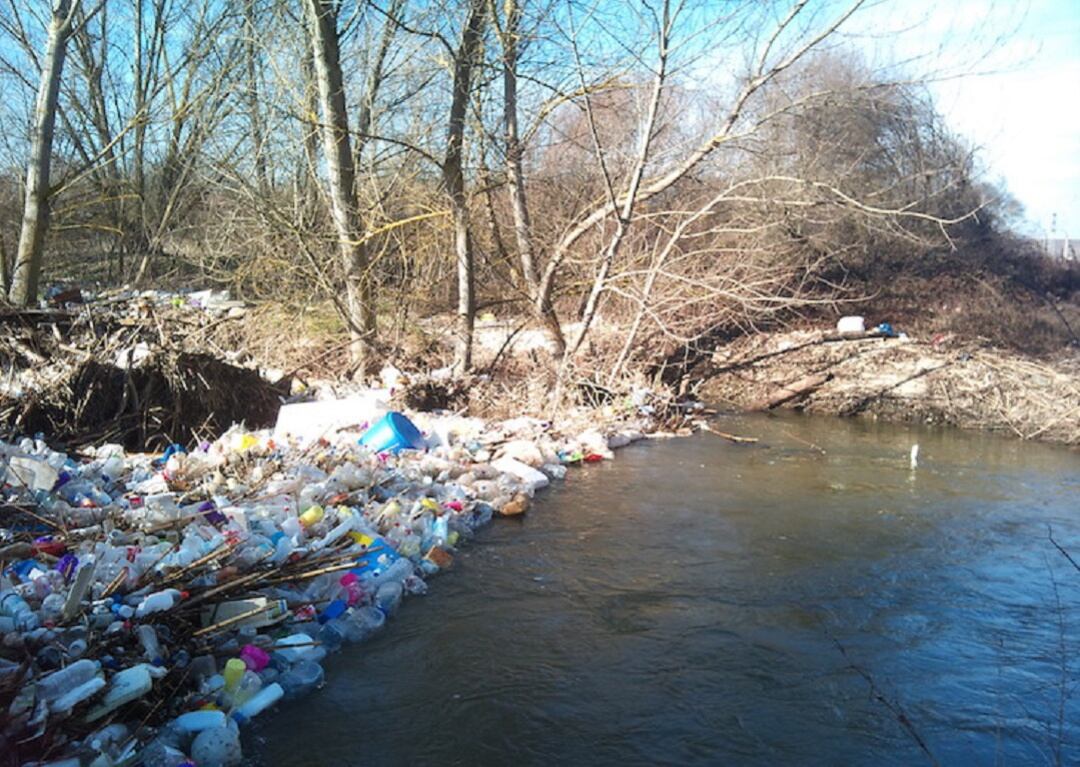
[0,399,659,767]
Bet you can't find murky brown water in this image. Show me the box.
[250,414,1079,766]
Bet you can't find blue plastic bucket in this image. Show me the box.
[359,411,425,454]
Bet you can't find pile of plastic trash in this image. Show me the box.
[0,408,647,766]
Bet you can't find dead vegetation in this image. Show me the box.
[0,296,289,450]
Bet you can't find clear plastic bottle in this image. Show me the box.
[40,592,66,623]
[51,674,106,713]
[138,625,164,665]
[135,589,181,618]
[173,709,226,734]
[346,606,385,642]
[230,670,263,708]
[230,682,283,724]
[316,619,347,652]
[375,581,403,617]
[0,591,40,631]
[37,659,101,702]
[278,662,324,701]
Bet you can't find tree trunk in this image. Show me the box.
[351,0,401,183]
[132,0,145,232]
[299,49,321,217]
[444,0,487,374]
[9,0,75,305]
[500,0,565,356]
[304,0,376,369]
[245,0,269,195]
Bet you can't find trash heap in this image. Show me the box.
[0,289,286,452]
[0,410,648,767]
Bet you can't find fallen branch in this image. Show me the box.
[699,422,758,443]
[749,371,832,410]
[831,636,940,766]
[1048,525,1080,574]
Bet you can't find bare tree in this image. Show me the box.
[304,0,376,369]
[245,0,269,196]
[495,0,566,355]
[444,0,488,373]
[8,0,84,304]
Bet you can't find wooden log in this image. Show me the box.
[749,372,832,411]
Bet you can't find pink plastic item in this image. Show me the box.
[239,644,271,672]
[339,572,363,606]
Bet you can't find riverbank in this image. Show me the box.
[0,387,659,766]
[698,329,1080,446]
[1,290,1076,765]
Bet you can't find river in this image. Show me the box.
[249,414,1079,766]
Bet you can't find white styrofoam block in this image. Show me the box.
[272,391,390,443]
[836,316,866,334]
[491,456,550,491]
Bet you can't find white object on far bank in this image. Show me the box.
[836,316,866,334]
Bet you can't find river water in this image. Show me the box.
[250,414,1079,766]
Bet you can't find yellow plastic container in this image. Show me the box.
[299,505,325,527]
[223,658,246,693]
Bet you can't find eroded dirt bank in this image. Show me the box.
[699,330,1080,445]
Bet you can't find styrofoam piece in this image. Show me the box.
[836,316,865,334]
[272,392,391,443]
[491,456,550,491]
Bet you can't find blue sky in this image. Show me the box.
[843,0,1079,238]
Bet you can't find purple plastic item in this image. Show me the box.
[240,644,271,672]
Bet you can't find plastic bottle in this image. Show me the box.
[271,633,320,664]
[66,638,88,658]
[138,625,164,665]
[111,602,135,619]
[310,512,356,551]
[270,532,295,564]
[1,591,41,631]
[101,454,125,485]
[230,682,283,724]
[359,558,413,591]
[222,658,246,696]
[317,599,348,625]
[345,606,385,642]
[37,659,102,702]
[278,662,324,701]
[239,644,270,672]
[50,675,106,713]
[375,581,403,617]
[135,589,181,618]
[299,504,325,528]
[337,572,363,606]
[40,592,66,623]
[173,709,227,734]
[85,664,155,722]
